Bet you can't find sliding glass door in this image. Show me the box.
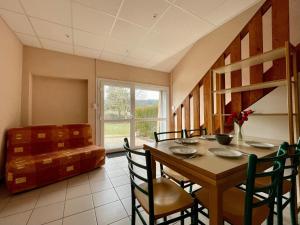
[97,80,168,152]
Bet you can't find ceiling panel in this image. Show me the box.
[74,46,100,58]
[16,32,41,48]
[0,0,23,13]
[30,18,72,44]
[153,6,214,42]
[72,2,115,35]
[204,0,260,25]
[119,0,170,28]
[174,0,226,19]
[0,9,35,35]
[73,29,106,50]
[104,38,135,55]
[40,38,73,54]
[20,0,71,26]
[110,19,148,46]
[100,50,125,64]
[73,0,122,16]
[128,47,156,61]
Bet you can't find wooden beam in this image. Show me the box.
[249,12,264,104]
[203,73,212,133]
[272,0,289,80]
[192,85,200,131]
[176,107,182,131]
[230,36,242,113]
[184,97,190,130]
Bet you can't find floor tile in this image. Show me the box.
[106,169,126,178]
[110,176,130,187]
[110,217,130,225]
[92,189,119,207]
[0,195,37,217]
[90,179,113,193]
[27,202,64,225]
[121,197,132,216]
[68,174,89,188]
[115,184,131,199]
[64,195,94,217]
[66,184,91,200]
[0,210,31,225]
[95,201,127,225]
[88,168,107,181]
[63,209,97,225]
[36,189,66,207]
[40,181,67,194]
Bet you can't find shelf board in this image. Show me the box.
[213,79,287,94]
[213,47,286,74]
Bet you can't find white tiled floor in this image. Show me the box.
[0,155,296,225]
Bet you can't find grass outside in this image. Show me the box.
[104,123,129,137]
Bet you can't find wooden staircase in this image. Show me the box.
[170,0,298,134]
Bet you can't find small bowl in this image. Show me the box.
[215,134,234,145]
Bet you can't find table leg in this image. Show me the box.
[150,155,156,178]
[209,186,223,225]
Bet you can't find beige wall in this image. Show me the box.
[22,47,169,141]
[32,76,88,125]
[171,1,264,108]
[0,18,23,177]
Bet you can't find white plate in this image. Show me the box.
[180,138,200,144]
[169,146,197,155]
[245,141,275,149]
[209,148,243,158]
[200,135,216,140]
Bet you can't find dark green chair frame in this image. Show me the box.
[183,128,207,138]
[154,130,184,142]
[123,138,197,225]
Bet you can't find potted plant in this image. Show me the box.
[226,109,254,141]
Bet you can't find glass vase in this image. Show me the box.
[237,125,243,142]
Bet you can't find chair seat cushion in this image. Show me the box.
[134,177,194,219]
[195,187,269,225]
[255,176,292,194]
[163,167,190,183]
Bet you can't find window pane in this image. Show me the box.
[104,85,131,120]
[104,122,130,149]
[135,89,160,119]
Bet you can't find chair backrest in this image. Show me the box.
[244,144,287,225]
[154,130,183,142]
[183,128,207,138]
[123,138,155,221]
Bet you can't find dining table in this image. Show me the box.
[143,136,284,225]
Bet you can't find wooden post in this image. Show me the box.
[184,97,190,130]
[192,85,201,133]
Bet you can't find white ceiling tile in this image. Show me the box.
[110,19,147,45]
[0,9,35,35]
[73,0,122,16]
[123,55,148,65]
[30,17,72,44]
[128,47,156,61]
[72,2,115,35]
[173,0,226,19]
[153,6,214,41]
[73,29,106,50]
[204,0,261,25]
[100,50,125,64]
[40,38,73,54]
[104,38,134,55]
[74,46,100,58]
[119,0,170,28]
[0,0,24,13]
[20,0,71,26]
[16,32,41,48]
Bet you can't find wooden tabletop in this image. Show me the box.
[144,136,283,225]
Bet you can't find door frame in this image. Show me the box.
[96,78,169,152]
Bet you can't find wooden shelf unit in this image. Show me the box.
[210,41,299,145]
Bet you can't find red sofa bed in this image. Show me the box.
[5,124,105,193]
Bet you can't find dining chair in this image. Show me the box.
[254,139,300,225]
[123,138,197,225]
[183,128,207,138]
[194,144,286,225]
[153,131,194,192]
